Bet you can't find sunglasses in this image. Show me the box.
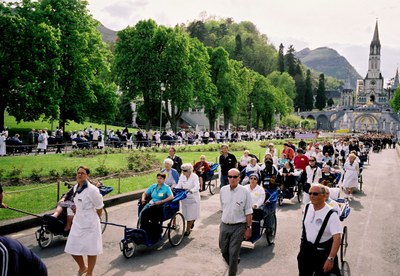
[309,160,316,162]
[250,177,258,180]
[182,170,188,172]
[227,175,239,179]
[309,192,323,196]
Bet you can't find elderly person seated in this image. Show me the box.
[319,165,339,187]
[244,174,265,240]
[193,155,211,191]
[161,158,180,188]
[238,150,252,172]
[175,163,201,236]
[140,173,174,243]
[321,184,341,213]
[241,157,262,185]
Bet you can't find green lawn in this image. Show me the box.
[0,141,280,221]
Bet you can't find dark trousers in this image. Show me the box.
[140,205,163,244]
[219,222,246,276]
[297,240,341,276]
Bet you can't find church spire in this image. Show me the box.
[372,21,380,44]
[394,68,399,89]
[370,20,381,55]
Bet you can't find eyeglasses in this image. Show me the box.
[227,175,239,179]
[309,192,323,196]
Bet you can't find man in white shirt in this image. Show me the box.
[297,184,342,275]
[219,168,253,276]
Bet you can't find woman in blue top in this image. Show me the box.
[139,173,174,243]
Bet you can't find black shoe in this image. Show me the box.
[238,258,241,264]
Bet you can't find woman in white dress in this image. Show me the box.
[175,163,201,236]
[0,132,6,156]
[65,166,104,276]
[37,130,47,154]
[342,153,359,200]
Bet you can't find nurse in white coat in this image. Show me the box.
[65,166,104,276]
[175,163,201,236]
[342,153,359,200]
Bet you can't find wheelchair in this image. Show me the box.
[277,169,304,206]
[110,188,187,258]
[8,184,112,248]
[202,163,219,195]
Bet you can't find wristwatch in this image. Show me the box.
[327,256,334,262]
[246,225,252,229]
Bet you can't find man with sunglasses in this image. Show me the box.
[219,168,252,276]
[297,184,342,276]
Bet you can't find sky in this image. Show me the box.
[86,0,400,84]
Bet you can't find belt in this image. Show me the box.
[223,222,246,226]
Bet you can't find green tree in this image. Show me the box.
[327,97,334,107]
[278,43,285,72]
[304,69,314,110]
[114,20,161,129]
[207,47,240,129]
[281,114,301,128]
[233,34,243,61]
[285,45,297,77]
[39,0,115,130]
[315,73,327,110]
[390,87,400,112]
[0,1,61,130]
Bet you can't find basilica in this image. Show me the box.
[301,21,400,134]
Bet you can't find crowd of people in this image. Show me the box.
[1,130,398,275]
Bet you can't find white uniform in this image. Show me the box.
[0,134,6,156]
[175,173,201,221]
[65,182,104,255]
[342,161,359,189]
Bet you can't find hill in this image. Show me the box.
[296,47,362,89]
[97,23,117,43]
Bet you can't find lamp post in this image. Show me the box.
[250,103,254,130]
[160,83,166,133]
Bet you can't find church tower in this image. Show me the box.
[357,21,385,106]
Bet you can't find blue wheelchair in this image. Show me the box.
[107,188,187,258]
[248,187,278,245]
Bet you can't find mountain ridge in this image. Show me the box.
[296,47,362,89]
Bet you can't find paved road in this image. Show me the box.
[6,148,400,275]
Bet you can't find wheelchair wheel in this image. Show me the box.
[122,240,136,259]
[278,193,283,206]
[101,207,108,234]
[37,228,53,248]
[340,226,348,264]
[168,212,185,246]
[265,213,277,245]
[208,179,217,195]
[297,183,303,203]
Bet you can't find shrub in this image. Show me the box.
[30,168,43,182]
[62,167,76,178]
[8,166,23,183]
[49,169,61,179]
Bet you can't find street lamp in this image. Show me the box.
[250,103,254,130]
[160,83,166,133]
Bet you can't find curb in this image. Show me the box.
[0,190,144,236]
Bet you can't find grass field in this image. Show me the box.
[0,140,281,221]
